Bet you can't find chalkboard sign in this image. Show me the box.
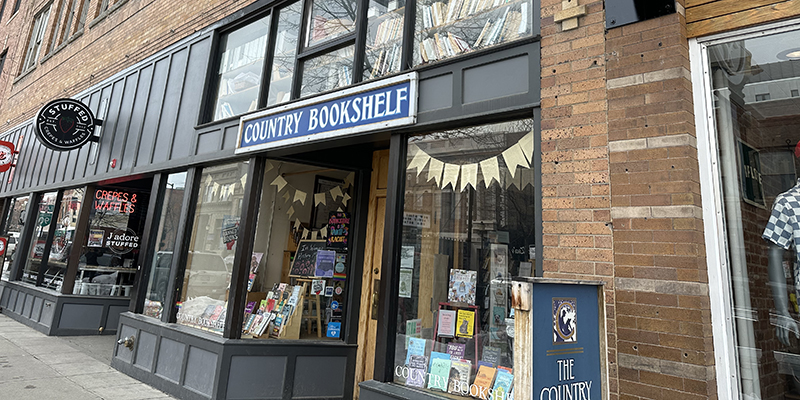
[290,240,327,277]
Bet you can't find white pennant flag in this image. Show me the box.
[240,175,247,188]
[294,190,307,205]
[344,172,355,188]
[342,193,351,206]
[303,228,310,239]
[271,175,288,191]
[407,146,431,176]
[294,218,302,229]
[502,143,529,178]
[480,157,501,187]
[519,131,534,165]
[330,186,343,201]
[265,161,274,173]
[460,163,478,192]
[287,205,295,218]
[320,225,328,238]
[311,231,318,240]
[337,207,343,212]
[428,158,444,186]
[441,163,460,190]
[315,192,327,206]
[282,191,291,203]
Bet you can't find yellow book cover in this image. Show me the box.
[456,309,475,338]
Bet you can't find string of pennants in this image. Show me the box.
[265,161,355,241]
[406,131,535,191]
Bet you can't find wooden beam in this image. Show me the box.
[688,1,800,37]
[686,0,785,23]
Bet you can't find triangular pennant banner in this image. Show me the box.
[428,158,444,186]
[330,186,343,201]
[303,228,310,240]
[271,175,288,191]
[283,191,291,203]
[441,163,460,190]
[344,172,355,188]
[265,161,274,173]
[311,231,318,240]
[320,226,327,238]
[407,146,431,176]
[460,163,478,192]
[294,190,307,205]
[240,175,247,188]
[315,193,326,206]
[519,131,534,165]
[502,143,529,178]
[287,205,295,218]
[205,175,213,186]
[480,157,501,187]
[342,193,351,206]
[295,218,302,229]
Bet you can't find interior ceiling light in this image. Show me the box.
[777,48,800,60]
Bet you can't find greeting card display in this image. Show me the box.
[448,269,477,305]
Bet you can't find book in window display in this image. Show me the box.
[448,269,477,305]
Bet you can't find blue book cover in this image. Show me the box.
[428,351,450,372]
[406,337,426,365]
[492,369,514,400]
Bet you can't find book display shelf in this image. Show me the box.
[413,0,531,65]
[214,22,270,120]
[433,302,481,368]
[363,0,406,81]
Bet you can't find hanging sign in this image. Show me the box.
[34,98,100,151]
[236,72,417,154]
[0,140,15,173]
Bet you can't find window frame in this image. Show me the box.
[21,5,52,73]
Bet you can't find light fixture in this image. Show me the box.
[777,48,800,60]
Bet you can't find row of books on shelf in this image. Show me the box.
[219,71,260,97]
[178,304,227,332]
[372,16,404,46]
[242,283,302,338]
[419,32,471,62]
[405,338,513,399]
[473,6,526,48]
[370,43,402,79]
[221,36,267,74]
[419,0,517,29]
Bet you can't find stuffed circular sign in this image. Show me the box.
[34,98,97,151]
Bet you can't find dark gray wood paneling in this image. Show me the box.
[137,57,170,166]
[196,128,223,155]
[153,50,188,165]
[93,79,127,175]
[173,38,211,160]
[123,65,154,171]
[112,73,141,174]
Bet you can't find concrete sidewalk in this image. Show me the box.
[0,313,176,400]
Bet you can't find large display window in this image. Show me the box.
[21,191,58,287]
[1,195,29,281]
[704,27,800,398]
[393,119,535,398]
[177,162,249,334]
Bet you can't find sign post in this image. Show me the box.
[512,278,607,400]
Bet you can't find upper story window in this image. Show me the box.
[305,0,358,48]
[22,5,51,72]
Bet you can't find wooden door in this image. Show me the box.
[354,149,390,399]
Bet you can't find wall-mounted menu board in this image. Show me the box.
[289,240,327,277]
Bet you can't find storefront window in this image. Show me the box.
[212,16,270,121]
[1,195,29,281]
[177,162,248,334]
[240,160,354,340]
[49,188,85,291]
[707,28,800,398]
[21,192,57,287]
[364,0,406,81]
[304,0,357,48]
[144,172,187,319]
[300,45,355,97]
[75,185,149,296]
[412,0,533,66]
[268,1,302,107]
[394,119,535,397]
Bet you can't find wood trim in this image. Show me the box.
[686,0,784,23]
[687,0,800,37]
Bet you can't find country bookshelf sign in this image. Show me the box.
[236,72,417,154]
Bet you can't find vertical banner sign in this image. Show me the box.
[237,72,417,154]
[532,281,604,399]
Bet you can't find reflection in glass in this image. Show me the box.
[300,45,354,97]
[363,0,406,81]
[708,29,800,399]
[177,162,248,334]
[21,192,57,287]
[268,2,302,107]
[394,119,535,395]
[212,16,270,121]
[47,188,85,291]
[305,0,357,48]
[240,160,353,340]
[76,186,149,297]
[1,195,29,281]
[413,0,532,66]
[144,172,187,319]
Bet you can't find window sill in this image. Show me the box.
[6,11,17,25]
[14,65,37,84]
[88,0,129,29]
[40,31,82,66]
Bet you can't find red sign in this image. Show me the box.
[0,237,8,257]
[0,140,16,173]
[94,189,138,214]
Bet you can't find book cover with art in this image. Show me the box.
[437,309,456,337]
[399,268,413,298]
[448,269,477,305]
[315,249,336,277]
[446,342,466,360]
[492,369,513,400]
[472,365,497,399]
[427,357,451,391]
[406,355,428,388]
[456,309,475,338]
[482,346,501,365]
[406,337,426,365]
[428,351,450,374]
[448,359,472,395]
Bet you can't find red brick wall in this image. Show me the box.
[541,0,717,398]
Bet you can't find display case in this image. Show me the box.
[363,0,406,81]
[413,0,532,65]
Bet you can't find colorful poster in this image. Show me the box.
[311,279,325,295]
[314,249,336,277]
[448,269,477,305]
[327,212,350,248]
[87,229,105,247]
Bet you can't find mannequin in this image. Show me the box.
[764,180,800,345]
